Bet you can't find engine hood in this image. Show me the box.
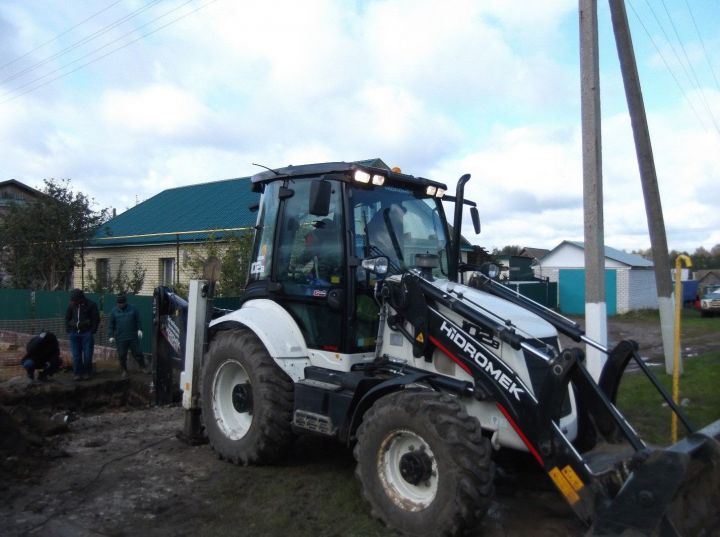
[431,278,558,341]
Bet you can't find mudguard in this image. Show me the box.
[209,298,310,382]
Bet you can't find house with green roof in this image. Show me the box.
[83,176,260,295]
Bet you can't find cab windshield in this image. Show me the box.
[350,185,450,277]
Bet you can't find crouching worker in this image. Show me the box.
[108,293,145,378]
[21,331,62,381]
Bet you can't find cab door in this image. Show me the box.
[273,179,346,351]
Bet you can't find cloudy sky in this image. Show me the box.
[1,0,718,253]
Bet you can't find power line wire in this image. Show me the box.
[626,0,709,133]
[0,0,164,86]
[0,0,218,105]
[659,0,719,133]
[0,0,125,71]
[683,0,720,92]
[1,0,197,100]
[642,0,696,96]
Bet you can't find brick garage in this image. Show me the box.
[534,240,656,314]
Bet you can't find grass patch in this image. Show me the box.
[677,308,720,338]
[616,351,720,445]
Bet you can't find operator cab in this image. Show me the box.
[246,162,453,356]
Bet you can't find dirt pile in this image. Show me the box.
[0,368,153,484]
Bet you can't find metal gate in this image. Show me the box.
[558,269,617,315]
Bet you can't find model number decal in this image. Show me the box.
[438,320,525,402]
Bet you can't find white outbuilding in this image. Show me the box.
[534,241,656,315]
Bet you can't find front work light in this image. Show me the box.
[426,185,437,196]
[354,170,371,183]
[435,188,446,198]
[371,174,385,185]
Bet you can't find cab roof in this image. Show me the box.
[250,161,448,193]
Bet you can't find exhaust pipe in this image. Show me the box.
[449,173,471,282]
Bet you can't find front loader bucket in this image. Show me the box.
[593,420,720,536]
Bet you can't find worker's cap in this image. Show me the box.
[116,293,127,304]
[70,289,84,302]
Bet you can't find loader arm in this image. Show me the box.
[382,272,720,535]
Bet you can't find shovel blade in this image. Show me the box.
[592,420,720,536]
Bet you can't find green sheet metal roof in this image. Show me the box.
[91,176,259,247]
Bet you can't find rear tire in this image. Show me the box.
[354,391,494,537]
[201,328,294,464]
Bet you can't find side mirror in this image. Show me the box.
[470,207,481,234]
[309,179,331,216]
[479,262,499,279]
[361,256,389,276]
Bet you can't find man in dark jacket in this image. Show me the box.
[65,288,100,381]
[107,292,145,378]
[21,331,62,381]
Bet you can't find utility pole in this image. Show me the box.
[580,0,607,381]
[608,0,676,374]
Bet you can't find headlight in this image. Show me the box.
[354,170,371,183]
[426,185,437,196]
[372,174,385,185]
[435,188,445,198]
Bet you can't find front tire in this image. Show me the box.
[201,328,294,464]
[354,391,494,537]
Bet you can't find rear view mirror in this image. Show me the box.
[470,207,481,234]
[361,256,389,276]
[309,180,331,216]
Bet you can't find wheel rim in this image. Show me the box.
[378,429,438,511]
[212,359,253,440]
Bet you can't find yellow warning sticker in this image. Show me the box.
[561,465,585,492]
[330,275,340,284]
[549,467,581,505]
[415,332,425,343]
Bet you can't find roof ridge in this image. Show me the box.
[159,175,251,193]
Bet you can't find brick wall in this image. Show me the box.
[78,243,218,295]
[628,268,658,311]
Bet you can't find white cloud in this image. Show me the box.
[0,0,717,255]
[100,84,210,136]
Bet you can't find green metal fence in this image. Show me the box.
[0,289,154,354]
[501,280,558,309]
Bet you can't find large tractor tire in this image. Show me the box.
[354,391,495,537]
[201,328,294,464]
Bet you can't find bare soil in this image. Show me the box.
[1,316,718,537]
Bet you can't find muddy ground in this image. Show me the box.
[1,316,718,537]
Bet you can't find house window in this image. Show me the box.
[160,258,175,286]
[96,258,110,290]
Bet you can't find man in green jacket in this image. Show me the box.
[107,293,145,378]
